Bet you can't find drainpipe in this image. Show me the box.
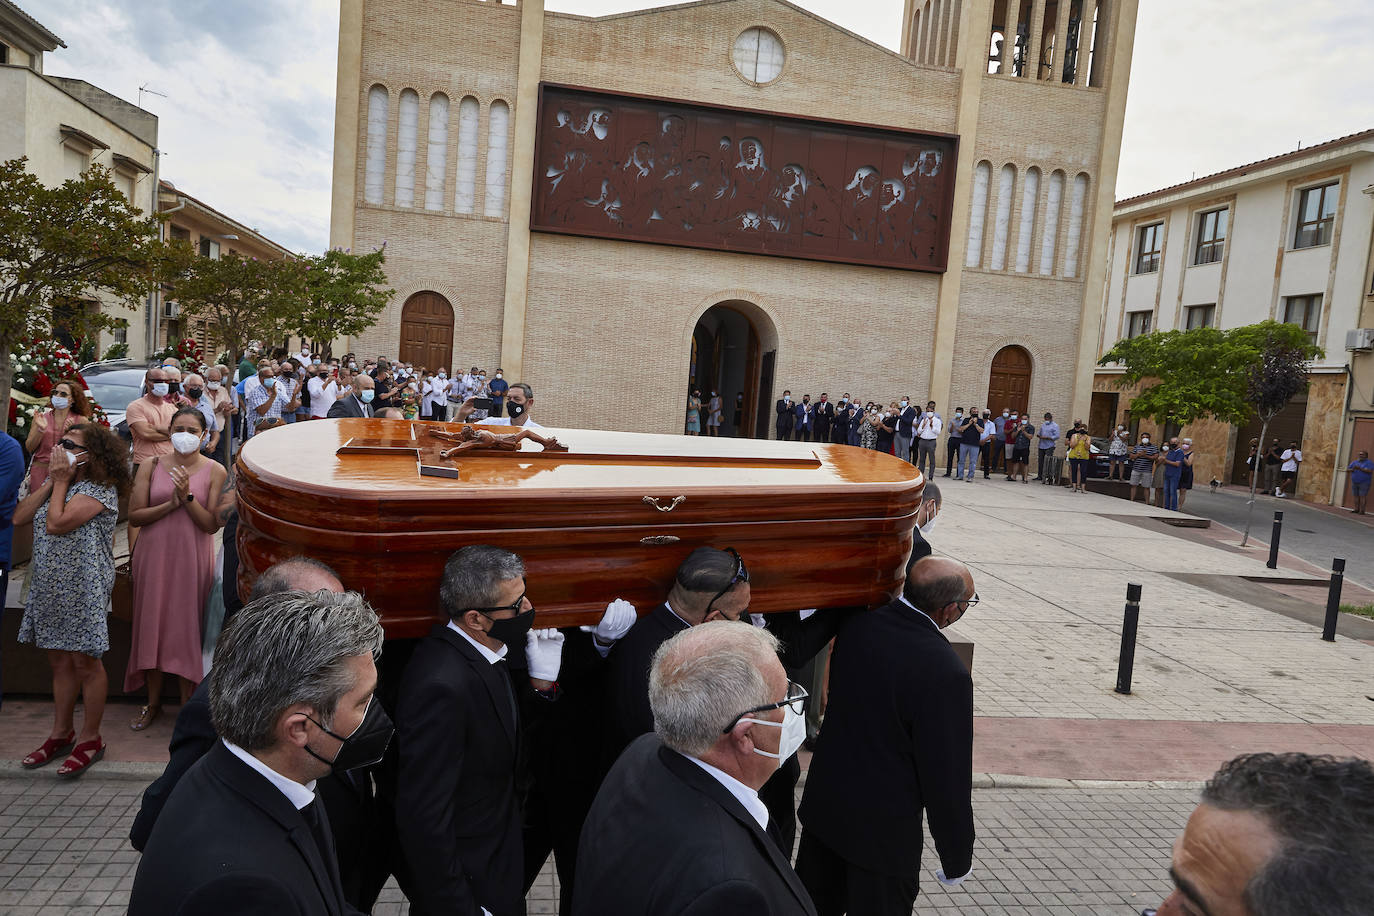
[153,179,189,359]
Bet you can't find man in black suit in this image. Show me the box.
[130,558,344,851]
[830,396,852,445]
[895,397,919,463]
[796,555,978,916]
[326,373,376,418]
[130,589,391,916]
[812,393,834,443]
[575,622,816,916]
[605,547,836,854]
[390,545,564,916]
[775,390,795,441]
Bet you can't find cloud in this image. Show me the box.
[30,0,1374,256]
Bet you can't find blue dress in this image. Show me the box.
[19,480,118,657]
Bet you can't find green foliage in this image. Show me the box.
[165,248,308,366]
[295,248,394,358]
[102,341,130,360]
[1098,321,1322,426]
[0,158,166,431]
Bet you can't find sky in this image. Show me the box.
[33,0,1374,254]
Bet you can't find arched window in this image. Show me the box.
[364,84,388,205]
[990,164,1016,271]
[966,161,991,267]
[484,100,510,218]
[1064,173,1089,277]
[1014,166,1040,272]
[455,96,480,214]
[1039,170,1065,275]
[394,89,419,208]
[424,93,450,211]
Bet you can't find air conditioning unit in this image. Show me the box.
[163,299,180,319]
[1346,328,1374,351]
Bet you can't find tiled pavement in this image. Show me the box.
[0,771,1191,916]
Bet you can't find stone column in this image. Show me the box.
[329,0,364,252]
[498,0,546,381]
[927,0,993,411]
[1025,0,1047,79]
[1052,0,1072,82]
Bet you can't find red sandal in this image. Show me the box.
[56,738,105,779]
[21,731,76,769]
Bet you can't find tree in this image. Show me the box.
[0,158,165,432]
[1099,320,1321,543]
[1238,338,1314,546]
[165,249,308,366]
[295,247,394,359]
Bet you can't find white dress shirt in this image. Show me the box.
[477,416,545,431]
[222,739,316,810]
[917,413,943,439]
[446,619,508,664]
[682,753,770,832]
[308,376,338,418]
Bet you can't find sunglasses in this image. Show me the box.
[469,579,529,617]
[704,548,749,618]
[58,438,86,451]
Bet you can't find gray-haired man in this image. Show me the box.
[574,622,817,916]
[130,589,388,916]
[1146,752,1374,916]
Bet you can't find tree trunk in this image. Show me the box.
[0,336,13,436]
[1239,416,1271,548]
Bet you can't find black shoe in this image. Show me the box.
[942,473,951,478]
[1032,476,1042,480]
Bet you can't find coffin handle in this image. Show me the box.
[642,495,686,512]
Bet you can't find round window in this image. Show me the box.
[732,27,785,84]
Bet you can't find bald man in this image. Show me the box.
[797,555,979,916]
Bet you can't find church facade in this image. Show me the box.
[330,0,1138,436]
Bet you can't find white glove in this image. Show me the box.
[581,598,637,643]
[936,867,971,887]
[798,608,818,621]
[525,628,565,681]
[749,613,767,629]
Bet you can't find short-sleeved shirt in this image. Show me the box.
[244,382,289,436]
[1350,459,1374,487]
[1037,421,1061,449]
[1281,449,1302,472]
[1164,447,1186,475]
[125,395,179,465]
[1131,443,1159,473]
[488,377,509,406]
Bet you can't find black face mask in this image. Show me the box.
[167,381,181,394]
[507,401,525,419]
[484,606,536,648]
[186,387,203,400]
[305,696,394,774]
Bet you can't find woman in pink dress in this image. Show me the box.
[125,407,227,730]
[24,380,90,490]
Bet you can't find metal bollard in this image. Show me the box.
[1115,582,1143,695]
[1266,511,1283,569]
[1321,558,1345,642]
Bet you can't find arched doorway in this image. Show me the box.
[688,302,775,438]
[987,345,1032,417]
[398,292,454,373]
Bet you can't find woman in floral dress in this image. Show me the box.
[15,423,129,778]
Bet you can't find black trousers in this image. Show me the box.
[795,830,919,916]
[945,437,959,475]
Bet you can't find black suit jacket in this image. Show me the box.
[813,402,834,439]
[130,678,215,851]
[774,399,795,436]
[574,734,816,916]
[326,395,371,418]
[391,624,524,916]
[897,405,919,436]
[605,603,688,760]
[798,598,974,881]
[129,742,357,916]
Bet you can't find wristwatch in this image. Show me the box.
[185,493,195,504]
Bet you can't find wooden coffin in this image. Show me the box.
[235,418,923,637]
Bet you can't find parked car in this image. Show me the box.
[80,359,147,440]
[1086,436,1114,478]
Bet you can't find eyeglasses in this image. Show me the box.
[723,680,809,733]
[704,548,749,617]
[58,438,86,451]
[470,580,529,617]
[960,592,980,610]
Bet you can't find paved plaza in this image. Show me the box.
[0,768,1192,916]
[1,475,1370,913]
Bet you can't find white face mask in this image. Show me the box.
[51,396,70,410]
[742,706,806,761]
[207,381,221,391]
[1002,411,1009,417]
[919,517,938,536]
[170,432,201,455]
[151,382,170,397]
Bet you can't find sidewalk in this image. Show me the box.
[933,475,1374,781]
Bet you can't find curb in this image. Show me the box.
[0,760,164,781]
